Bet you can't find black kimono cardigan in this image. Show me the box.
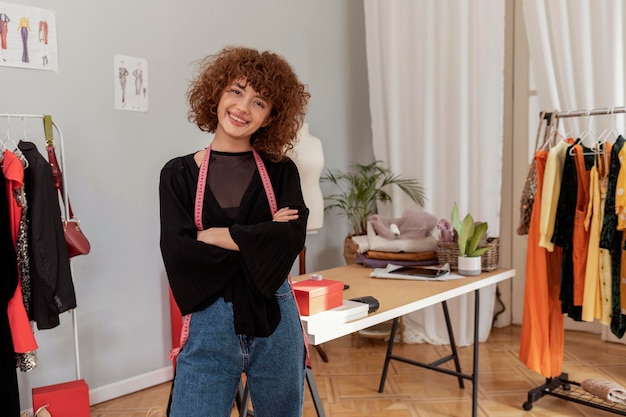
[18,141,76,330]
[159,151,309,337]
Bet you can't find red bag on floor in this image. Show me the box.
[32,379,90,417]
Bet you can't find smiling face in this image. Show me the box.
[212,78,273,151]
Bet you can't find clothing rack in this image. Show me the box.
[523,106,626,415]
[544,105,626,122]
[0,113,81,380]
[1,113,70,220]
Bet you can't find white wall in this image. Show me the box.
[7,0,373,410]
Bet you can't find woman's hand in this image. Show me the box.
[197,227,239,251]
[273,207,299,222]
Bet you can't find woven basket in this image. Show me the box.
[436,237,499,272]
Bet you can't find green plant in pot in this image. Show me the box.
[321,160,425,264]
[451,202,489,276]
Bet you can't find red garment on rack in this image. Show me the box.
[572,145,592,307]
[3,150,38,354]
[519,149,564,378]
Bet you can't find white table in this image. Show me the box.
[295,265,516,417]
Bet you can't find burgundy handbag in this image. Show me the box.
[44,115,91,258]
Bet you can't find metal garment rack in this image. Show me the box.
[0,113,82,381]
[545,105,626,120]
[522,106,626,415]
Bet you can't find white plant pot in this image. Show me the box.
[457,256,481,276]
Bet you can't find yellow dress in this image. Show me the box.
[582,143,611,323]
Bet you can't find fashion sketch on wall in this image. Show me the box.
[0,2,58,71]
[114,54,148,112]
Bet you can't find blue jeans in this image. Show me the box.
[169,279,306,417]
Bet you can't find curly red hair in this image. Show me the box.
[187,46,311,161]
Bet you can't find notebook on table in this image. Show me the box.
[370,263,461,281]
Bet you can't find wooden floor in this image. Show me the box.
[90,325,626,417]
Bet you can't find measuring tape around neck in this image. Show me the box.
[171,146,310,367]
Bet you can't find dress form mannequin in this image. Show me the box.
[290,123,328,362]
[290,123,324,233]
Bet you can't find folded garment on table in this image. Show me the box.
[367,221,438,253]
[351,234,370,254]
[369,210,438,240]
[356,253,439,269]
[365,250,438,261]
[350,210,439,254]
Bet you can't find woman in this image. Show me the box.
[159,46,310,416]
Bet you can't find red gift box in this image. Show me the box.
[293,279,344,316]
[32,379,90,417]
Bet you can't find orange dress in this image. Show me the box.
[3,150,38,357]
[582,143,612,322]
[519,149,564,378]
[572,145,592,307]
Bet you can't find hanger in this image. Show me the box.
[596,107,617,176]
[1,115,29,168]
[14,116,29,168]
[535,111,549,151]
[561,109,578,140]
[596,106,620,144]
[578,111,598,144]
[1,114,11,154]
[569,140,604,156]
[568,110,605,156]
[540,109,567,150]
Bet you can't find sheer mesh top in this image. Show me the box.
[207,150,255,221]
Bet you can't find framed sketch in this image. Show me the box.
[0,2,58,71]
[114,54,148,112]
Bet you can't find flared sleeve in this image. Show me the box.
[230,158,309,299]
[159,156,240,315]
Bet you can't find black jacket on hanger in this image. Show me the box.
[18,141,76,330]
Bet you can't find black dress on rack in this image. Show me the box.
[0,169,21,416]
[599,135,626,338]
[18,141,75,330]
[551,143,595,321]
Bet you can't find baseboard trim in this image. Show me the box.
[89,366,173,405]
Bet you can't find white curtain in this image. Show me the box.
[524,0,626,132]
[363,0,505,345]
[522,0,626,343]
[523,0,626,133]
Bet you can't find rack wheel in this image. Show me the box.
[563,383,571,391]
[523,401,533,411]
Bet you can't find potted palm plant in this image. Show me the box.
[450,203,489,276]
[321,160,425,263]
